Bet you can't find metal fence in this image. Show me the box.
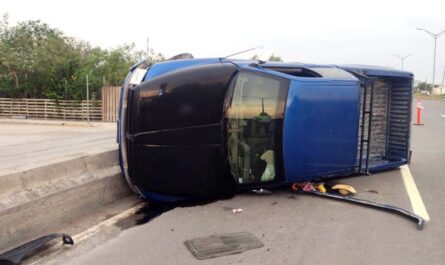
[101,86,121,122]
[0,98,102,121]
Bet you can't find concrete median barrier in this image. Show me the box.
[0,149,132,252]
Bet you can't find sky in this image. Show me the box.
[2,0,445,83]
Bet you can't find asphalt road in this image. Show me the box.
[41,99,445,265]
[0,120,116,175]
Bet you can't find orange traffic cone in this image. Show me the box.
[413,98,424,125]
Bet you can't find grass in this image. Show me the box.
[413,93,445,100]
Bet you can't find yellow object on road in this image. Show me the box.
[316,183,327,193]
[332,184,356,195]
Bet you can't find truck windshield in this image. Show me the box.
[226,72,288,185]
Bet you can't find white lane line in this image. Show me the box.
[440,114,445,118]
[400,165,430,221]
[73,202,144,243]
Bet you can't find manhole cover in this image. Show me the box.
[184,232,264,260]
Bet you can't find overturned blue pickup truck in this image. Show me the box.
[117,56,413,203]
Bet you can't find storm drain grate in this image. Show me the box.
[184,232,264,260]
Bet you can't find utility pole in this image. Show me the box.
[86,75,90,122]
[146,37,150,61]
[392,53,413,70]
[416,28,445,91]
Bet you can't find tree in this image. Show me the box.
[0,19,70,98]
[0,17,165,100]
[0,13,8,33]
[251,54,260,60]
[415,81,432,92]
[268,54,283,62]
[147,48,165,64]
[103,44,148,87]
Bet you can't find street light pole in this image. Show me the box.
[86,74,90,122]
[441,67,445,94]
[146,37,149,61]
[392,53,413,70]
[416,28,445,91]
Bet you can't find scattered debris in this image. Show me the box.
[315,183,327,193]
[331,184,357,195]
[232,208,243,214]
[291,182,425,230]
[251,189,272,195]
[184,232,263,260]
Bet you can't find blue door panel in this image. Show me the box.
[284,80,360,182]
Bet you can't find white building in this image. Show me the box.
[432,86,445,95]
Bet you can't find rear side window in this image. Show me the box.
[227,73,286,120]
[226,72,288,185]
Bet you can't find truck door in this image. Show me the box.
[283,77,361,182]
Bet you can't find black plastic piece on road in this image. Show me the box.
[0,233,74,265]
[297,190,425,230]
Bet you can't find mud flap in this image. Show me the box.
[0,234,74,265]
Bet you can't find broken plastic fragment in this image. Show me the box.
[232,208,243,213]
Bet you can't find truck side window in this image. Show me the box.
[226,72,287,185]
